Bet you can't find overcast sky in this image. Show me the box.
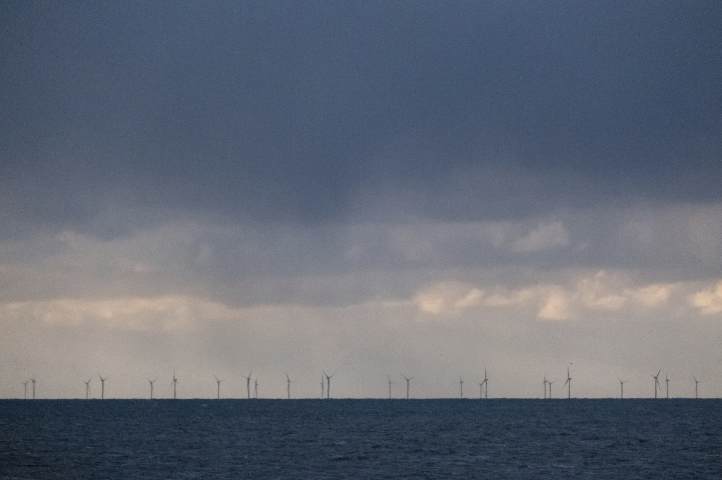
[2,1,721,399]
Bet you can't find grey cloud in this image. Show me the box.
[1,1,721,238]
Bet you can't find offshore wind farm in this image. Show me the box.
[2,0,722,477]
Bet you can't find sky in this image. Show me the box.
[1,1,721,399]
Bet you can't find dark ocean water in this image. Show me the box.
[1,399,720,479]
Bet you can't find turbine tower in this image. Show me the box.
[148,377,157,399]
[693,375,700,399]
[543,375,548,400]
[402,375,412,399]
[652,369,661,399]
[387,375,393,399]
[617,378,626,399]
[23,380,29,400]
[323,371,335,399]
[254,379,258,399]
[286,372,291,400]
[84,378,92,399]
[214,375,223,399]
[172,371,178,399]
[460,378,464,399]
[243,371,252,400]
[31,378,36,399]
[321,375,324,399]
[548,379,555,399]
[665,375,670,399]
[564,367,572,399]
[481,368,488,399]
[98,374,107,399]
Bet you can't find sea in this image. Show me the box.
[1,399,720,479]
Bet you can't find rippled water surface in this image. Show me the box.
[2,399,720,479]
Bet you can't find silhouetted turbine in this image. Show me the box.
[665,375,670,399]
[98,374,108,399]
[402,375,412,399]
[460,378,464,399]
[23,380,29,400]
[564,367,572,399]
[543,375,548,400]
[243,371,252,400]
[31,378,36,399]
[617,378,626,399]
[286,372,291,400]
[693,375,700,399]
[481,368,488,399]
[548,379,555,398]
[172,370,178,399]
[254,379,258,399]
[387,375,393,399]
[652,369,661,399]
[214,375,223,399]
[323,371,335,399]
[84,378,92,399]
[148,377,157,399]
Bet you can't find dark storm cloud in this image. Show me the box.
[2,1,721,236]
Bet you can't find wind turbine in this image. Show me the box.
[254,379,258,399]
[172,370,178,399]
[84,378,92,399]
[98,374,107,399]
[286,372,291,400]
[481,368,488,399]
[460,378,464,399]
[243,371,252,399]
[548,379,555,399]
[23,380,29,400]
[402,375,412,399]
[617,378,626,399]
[387,375,393,399]
[665,374,670,399]
[543,375,548,400]
[321,375,324,399]
[31,378,36,399]
[564,367,572,399]
[693,375,700,399]
[652,369,661,399]
[214,375,223,399]
[148,377,157,399]
[323,371,335,399]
